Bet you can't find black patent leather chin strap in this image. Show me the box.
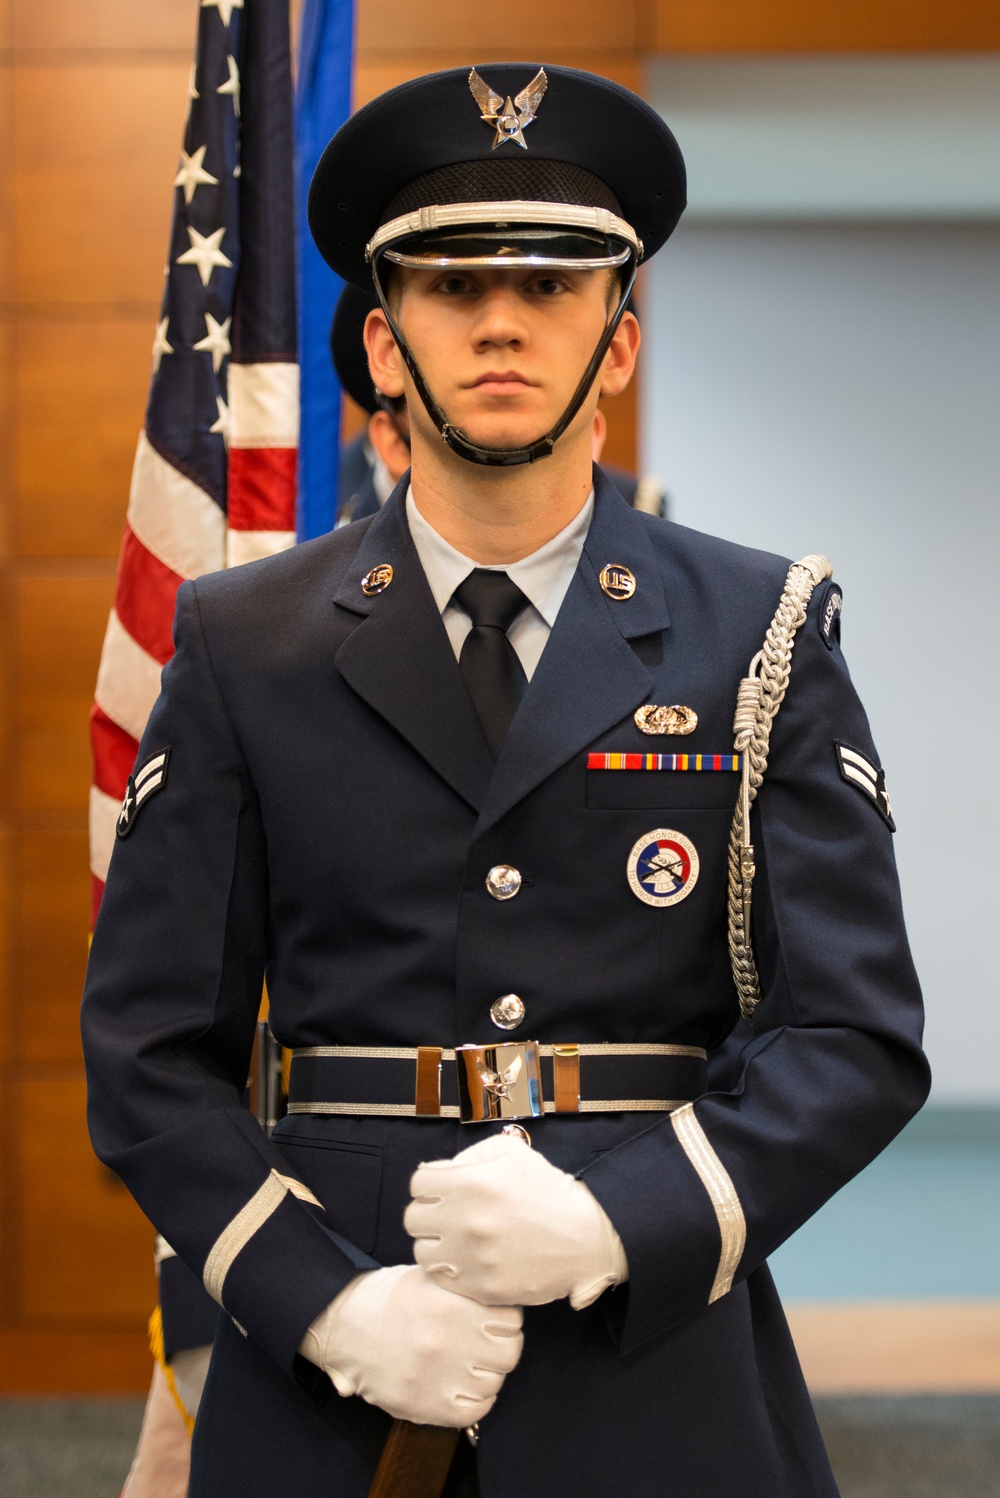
[369,252,639,468]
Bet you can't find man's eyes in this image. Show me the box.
[429,273,575,298]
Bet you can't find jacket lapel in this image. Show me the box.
[333,485,494,812]
[475,474,672,836]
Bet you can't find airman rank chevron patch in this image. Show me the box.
[117,749,171,840]
[588,753,741,772]
[835,741,895,831]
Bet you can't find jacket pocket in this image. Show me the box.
[274,1130,383,1255]
[586,769,738,811]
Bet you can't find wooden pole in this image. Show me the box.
[366,1420,461,1498]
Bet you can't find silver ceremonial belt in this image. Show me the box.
[455,1041,543,1123]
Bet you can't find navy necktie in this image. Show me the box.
[453,569,529,757]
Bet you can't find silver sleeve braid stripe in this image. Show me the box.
[670,1104,746,1302]
[202,1171,322,1305]
[728,553,833,1023]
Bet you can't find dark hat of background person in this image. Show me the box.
[330,283,381,414]
[309,64,684,468]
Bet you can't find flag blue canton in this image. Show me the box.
[149,0,245,512]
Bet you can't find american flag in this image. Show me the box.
[89,0,298,923]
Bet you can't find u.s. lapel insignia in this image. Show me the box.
[634,704,698,736]
[361,564,393,596]
[599,564,636,600]
[117,749,170,840]
[835,742,895,830]
[468,68,547,151]
[627,828,700,907]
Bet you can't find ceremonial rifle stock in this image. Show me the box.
[367,1420,461,1498]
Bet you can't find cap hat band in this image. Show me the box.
[367,200,642,264]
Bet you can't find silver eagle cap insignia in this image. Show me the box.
[468,67,547,150]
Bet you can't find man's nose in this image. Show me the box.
[472,287,526,345]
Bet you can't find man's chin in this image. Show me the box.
[445,419,556,455]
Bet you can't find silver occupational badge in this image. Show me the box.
[627,828,700,908]
[468,67,547,151]
[634,704,698,736]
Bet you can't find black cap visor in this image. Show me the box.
[381,226,633,272]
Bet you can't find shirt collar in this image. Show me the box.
[405,487,594,627]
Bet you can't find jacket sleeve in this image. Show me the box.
[580,581,930,1354]
[82,582,372,1375]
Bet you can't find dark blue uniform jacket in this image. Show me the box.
[82,470,929,1498]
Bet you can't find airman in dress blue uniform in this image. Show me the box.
[82,63,929,1498]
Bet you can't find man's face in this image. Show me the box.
[367,265,637,455]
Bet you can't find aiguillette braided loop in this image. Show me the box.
[727,555,833,1022]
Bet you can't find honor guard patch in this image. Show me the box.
[117,749,171,839]
[835,742,895,831]
[818,584,843,650]
[627,829,700,908]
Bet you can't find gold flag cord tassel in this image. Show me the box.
[148,1304,196,1436]
[727,555,833,1023]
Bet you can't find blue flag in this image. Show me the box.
[294,0,356,540]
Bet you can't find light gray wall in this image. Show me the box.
[649,57,1000,219]
[641,221,1000,1100]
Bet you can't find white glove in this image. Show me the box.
[170,1343,212,1422]
[404,1133,627,1310]
[298,1264,523,1427]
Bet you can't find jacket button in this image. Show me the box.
[490,994,525,1030]
[485,865,522,901]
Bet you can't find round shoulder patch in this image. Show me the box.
[627,829,699,908]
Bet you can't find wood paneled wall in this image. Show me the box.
[0,0,996,1394]
[0,0,196,1394]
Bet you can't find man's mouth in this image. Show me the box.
[467,371,537,391]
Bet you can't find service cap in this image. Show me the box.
[309,64,686,290]
[310,65,684,466]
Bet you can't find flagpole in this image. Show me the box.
[294,0,357,540]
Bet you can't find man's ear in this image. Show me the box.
[599,311,640,399]
[364,308,406,400]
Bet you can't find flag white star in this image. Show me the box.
[176,226,232,287]
[201,0,244,27]
[173,145,218,206]
[188,63,200,100]
[151,317,173,374]
[194,313,232,373]
[217,54,240,116]
[209,395,230,445]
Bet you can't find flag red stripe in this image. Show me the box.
[227,447,296,531]
[114,525,184,666]
[90,703,140,801]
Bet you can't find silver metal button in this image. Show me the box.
[485,864,522,901]
[490,994,525,1030]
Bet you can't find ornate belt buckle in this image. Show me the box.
[456,1042,543,1124]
